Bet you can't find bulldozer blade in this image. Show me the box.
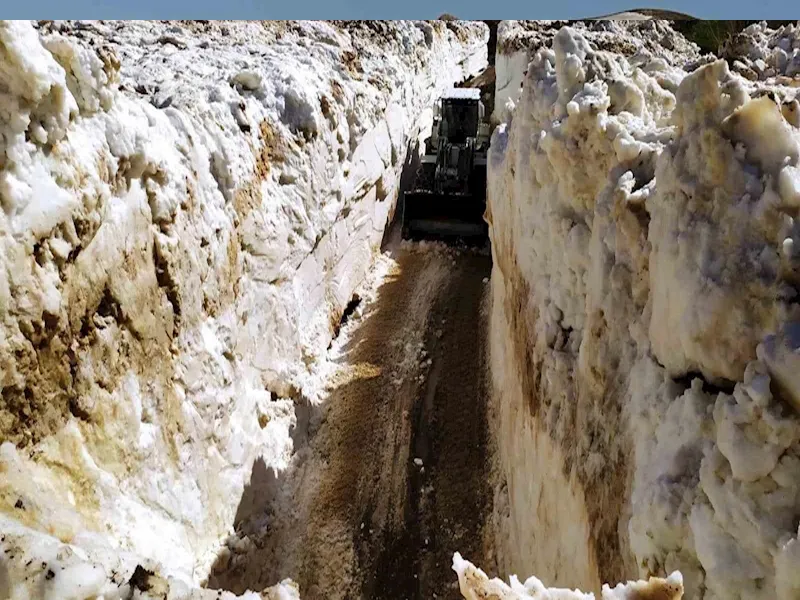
[402,191,488,244]
[405,218,487,240]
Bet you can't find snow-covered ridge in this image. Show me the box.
[492,19,702,123]
[0,18,487,598]
[722,21,800,81]
[486,20,800,600]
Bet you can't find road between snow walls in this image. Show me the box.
[0,19,487,599]
[5,16,800,600]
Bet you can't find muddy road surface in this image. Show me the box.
[209,244,494,599]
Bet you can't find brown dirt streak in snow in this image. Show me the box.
[0,224,180,458]
[497,248,632,588]
[0,118,276,455]
[232,120,284,219]
[0,242,183,540]
[1,100,285,544]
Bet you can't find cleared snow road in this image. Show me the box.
[209,243,494,599]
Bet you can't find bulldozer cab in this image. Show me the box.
[439,98,480,144]
[401,87,489,245]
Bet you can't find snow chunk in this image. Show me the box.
[452,553,683,599]
[779,164,800,207]
[722,95,799,174]
[776,528,800,600]
[0,20,77,147]
[713,363,799,482]
[231,69,263,91]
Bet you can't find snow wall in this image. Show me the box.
[485,19,800,600]
[0,19,487,598]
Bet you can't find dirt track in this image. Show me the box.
[208,244,493,599]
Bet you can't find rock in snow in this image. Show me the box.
[0,18,486,598]
[486,18,800,600]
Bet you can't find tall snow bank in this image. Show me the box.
[492,19,703,124]
[0,18,487,597]
[488,21,800,600]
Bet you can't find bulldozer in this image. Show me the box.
[401,88,490,243]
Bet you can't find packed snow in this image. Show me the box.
[0,18,487,598]
[486,19,800,600]
[492,19,702,123]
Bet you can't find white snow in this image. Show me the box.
[0,18,487,598]
[452,553,683,599]
[487,19,800,600]
[444,87,482,100]
[492,19,701,124]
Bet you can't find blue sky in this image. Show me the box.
[3,0,793,21]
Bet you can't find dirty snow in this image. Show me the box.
[487,19,800,600]
[0,18,487,598]
[7,14,800,600]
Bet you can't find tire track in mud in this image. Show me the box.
[207,246,494,599]
[296,248,452,599]
[364,250,494,600]
[301,247,494,600]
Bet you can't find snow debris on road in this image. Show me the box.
[0,520,300,600]
[453,553,683,599]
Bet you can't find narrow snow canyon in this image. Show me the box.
[3,17,800,600]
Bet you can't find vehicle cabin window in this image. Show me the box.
[442,100,478,144]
